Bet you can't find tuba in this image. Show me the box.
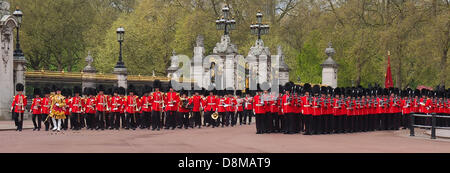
[211,112,219,120]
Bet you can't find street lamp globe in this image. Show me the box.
[116,27,125,42]
[13,8,23,26]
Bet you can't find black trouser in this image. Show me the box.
[348,115,354,132]
[151,111,161,130]
[119,113,126,128]
[80,114,86,128]
[230,111,237,126]
[142,111,151,128]
[304,114,312,134]
[62,115,69,130]
[126,113,137,129]
[288,113,296,134]
[323,114,330,133]
[180,112,189,128]
[264,113,273,132]
[95,111,106,129]
[13,112,24,130]
[105,112,113,129]
[86,113,95,129]
[299,113,304,132]
[71,113,81,130]
[204,111,213,126]
[334,115,341,133]
[165,111,176,129]
[237,111,244,125]
[293,113,300,133]
[243,110,252,124]
[32,114,42,129]
[110,112,120,129]
[193,111,201,127]
[176,111,183,128]
[219,112,226,126]
[255,114,264,133]
[272,113,280,131]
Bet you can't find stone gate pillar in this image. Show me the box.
[0,1,18,120]
[82,52,97,90]
[321,42,339,88]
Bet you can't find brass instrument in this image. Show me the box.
[211,112,219,120]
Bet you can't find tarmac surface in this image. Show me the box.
[0,120,449,153]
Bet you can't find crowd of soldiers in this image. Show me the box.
[10,81,450,135]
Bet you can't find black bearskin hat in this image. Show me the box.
[153,80,162,89]
[97,84,105,93]
[15,83,24,92]
[33,88,41,96]
[128,84,135,94]
[119,87,126,95]
[43,87,51,95]
[73,86,82,95]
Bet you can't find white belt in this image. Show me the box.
[208,103,216,105]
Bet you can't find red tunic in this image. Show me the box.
[301,96,312,115]
[30,98,42,115]
[40,97,51,114]
[178,97,190,113]
[151,92,164,112]
[95,94,107,112]
[204,96,217,112]
[109,96,122,113]
[311,97,321,116]
[64,98,71,115]
[217,97,227,113]
[253,95,266,114]
[84,97,96,114]
[281,94,294,114]
[190,95,203,112]
[235,98,244,112]
[244,96,253,110]
[269,95,279,113]
[125,95,139,114]
[11,94,27,113]
[70,96,83,114]
[140,96,152,112]
[165,92,179,112]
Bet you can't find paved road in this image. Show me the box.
[0,123,449,153]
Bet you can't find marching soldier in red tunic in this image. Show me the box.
[30,88,42,131]
[253,84,266,134]
[125,85,140,130]
[217,90,227,127]
[140,85,152,129]
[84,88,97,130]
[151,80,163,131]
[41,87,52,131]
[178,89,190,129]
[62,88,72,130]
[243,89,253,125]
[11,83,27,131]
[104,88,113,130]
[95,85,107,130]
[204,88,217,127]
[164,83,179,130]
[228,89,238,127]
[235,90,244,126]
[70,86,84,130]
[109,87,122,130]
[301,83,312,135]
[281,82,295,134]
[189,88,203,128]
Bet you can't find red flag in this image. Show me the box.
[385,51,393,88]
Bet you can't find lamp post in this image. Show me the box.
[115,27,125,68]
[250,11,270,40]
[13,7,23,57]
[215,4,236,36]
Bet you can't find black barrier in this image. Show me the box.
[410,113,450,139]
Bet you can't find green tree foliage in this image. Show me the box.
[11,0,450,88]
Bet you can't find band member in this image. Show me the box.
[179,89,190,129]
[217,90,227,127]
[119,87,127,129]
[70,86,83,130]
[62,88,72,130]
[30,88,42,131]
[281,83,295,134]
[332,88,343,133]
[243,89,253,125]
[49,87,66,132]
[151,80,163,131]
[110,87,122,130]
[141,85,152,129]
[235,90,244,126]
[105,88,113,130]
[293,85,302,133]
[164,83,179,130]
[254,84,266,134]
[41,87,51,131]
[11,83,27,131]
[204,88,217,127]
[189,88,203,128]
[228,89,237,127]
[95,85,107,130]
[302,83,312,135]
[84,88,97,130]
[125,85,139,130]
[262,87,271,133]
[401,89,412,129]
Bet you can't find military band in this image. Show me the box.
[10,81,450,135]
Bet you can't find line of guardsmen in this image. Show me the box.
[253,82,450,135]
[13,81,450,134]
[20,80,257,132]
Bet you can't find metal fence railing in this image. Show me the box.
[410,113,450,139]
